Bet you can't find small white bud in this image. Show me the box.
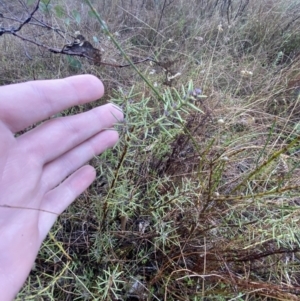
[217,24,223,32]
[167,72,181,81]
[241,70,253,77]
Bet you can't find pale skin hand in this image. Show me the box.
[0,75,123,300]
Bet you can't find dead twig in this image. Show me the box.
[0,0,40,36]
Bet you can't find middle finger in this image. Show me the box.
[17,104,123,164]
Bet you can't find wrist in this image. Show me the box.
[0,218,39,300]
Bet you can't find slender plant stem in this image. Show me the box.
[231,135,300,193]
[84,0,164,102]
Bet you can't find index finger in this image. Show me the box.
[0,74,104,133]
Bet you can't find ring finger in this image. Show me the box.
[41,128,119,191]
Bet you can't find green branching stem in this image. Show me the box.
[84,0,164,102]
[215,184,300,202]
[231,135,300,193]
[100,129,132,230]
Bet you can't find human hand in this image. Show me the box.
[0,75,123,300]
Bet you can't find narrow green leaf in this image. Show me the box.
[93,36,99,43]
[67,56,82,70]
[72,10,81,24]
[39,2,47,13]
[88,10,97,18]
[26,0,36,5]
[54,5,65,18]
[186,102,204,113]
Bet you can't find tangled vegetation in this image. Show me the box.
[1,0,300,300]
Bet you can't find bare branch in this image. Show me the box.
[0,3,161,70]
[0,0,40,36]
[12,32,158,68]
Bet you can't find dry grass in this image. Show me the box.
[1,0,300,300]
